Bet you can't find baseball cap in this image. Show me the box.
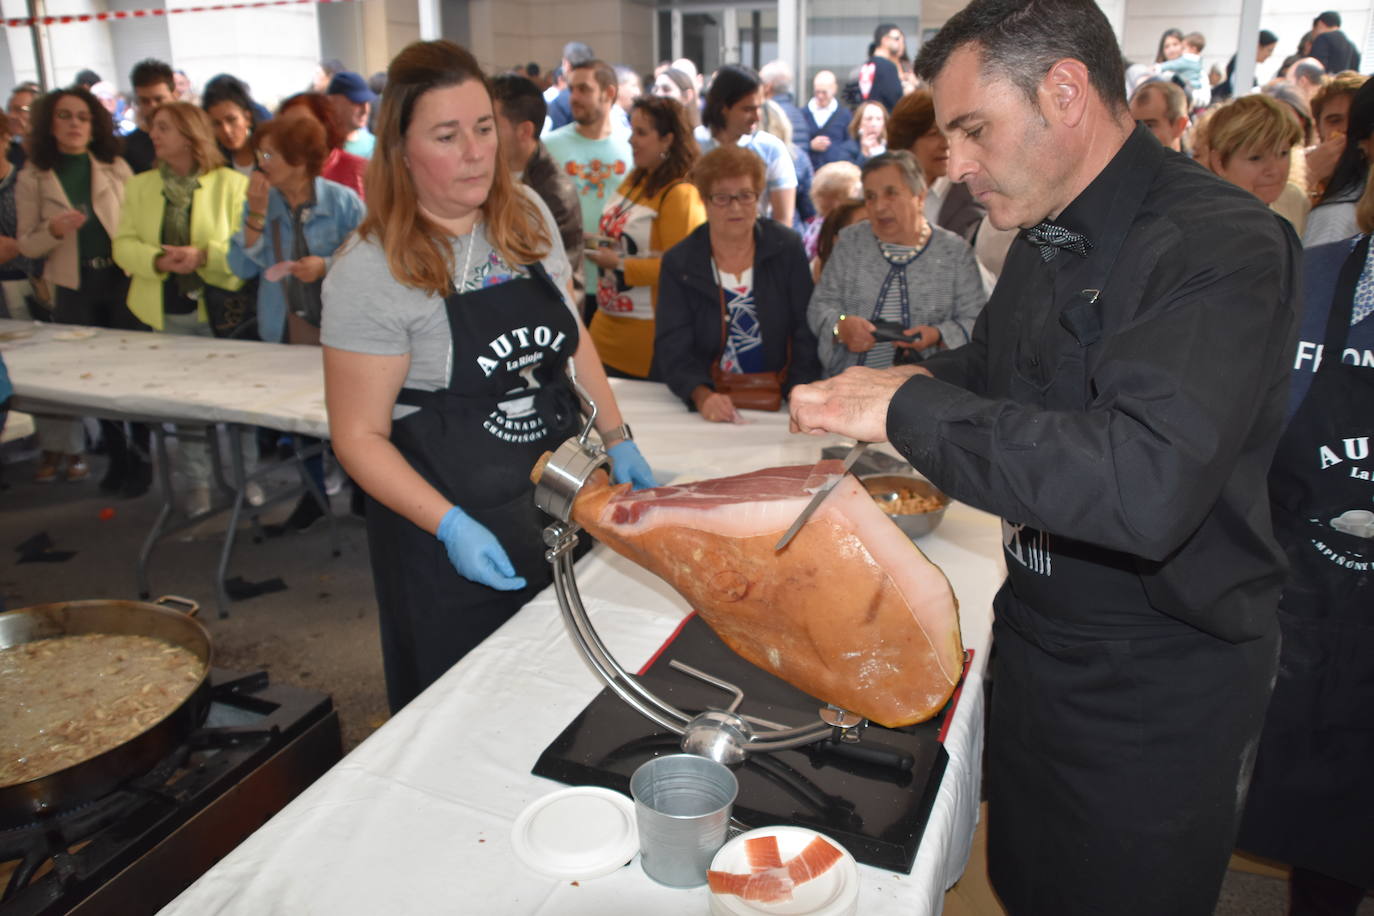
[325,71,377,104]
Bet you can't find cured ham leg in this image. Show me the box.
[532,458,963,728]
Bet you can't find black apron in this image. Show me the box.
[1237,236,1374,890]
[365,262,586,712]
[984,166,1279,914]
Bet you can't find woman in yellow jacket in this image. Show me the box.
[587,96,705,379]
[16,87,133,485]
[113,101,250,514]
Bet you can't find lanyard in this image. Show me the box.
[856,251,923,367]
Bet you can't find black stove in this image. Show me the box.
[534,614,970,873]
[0,669,341,916]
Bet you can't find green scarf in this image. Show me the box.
[159,163,203,298]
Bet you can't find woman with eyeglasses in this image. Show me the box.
[227,114,363,529]
[655,145,820,422]
[276,93,367,200]
[16,87,134,487]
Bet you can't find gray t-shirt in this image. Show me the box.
[321,186,577,411]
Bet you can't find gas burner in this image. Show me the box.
[0,669,341,916]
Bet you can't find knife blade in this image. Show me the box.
[774,441,868,551]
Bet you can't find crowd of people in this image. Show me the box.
[0,4,1369,912]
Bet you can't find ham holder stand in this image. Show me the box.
[530,383,958,871]
[533,404,841,766]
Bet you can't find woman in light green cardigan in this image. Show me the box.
[113,101,246,331]
[113,101,252,514]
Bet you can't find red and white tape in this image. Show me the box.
[5,0,357,29]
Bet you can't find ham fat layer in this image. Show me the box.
[548,460,964,727]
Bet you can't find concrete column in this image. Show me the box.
[778,0,797,80]
[417,0,439,40]
[722,6,739,64]
[671,7,683,62]
[1232,0,1262,98]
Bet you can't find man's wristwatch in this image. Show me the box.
[601,423,633,446]
[832,314,848,340]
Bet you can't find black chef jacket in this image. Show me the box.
[887,125,1301,643]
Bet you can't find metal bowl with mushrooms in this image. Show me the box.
[861,474,951,539]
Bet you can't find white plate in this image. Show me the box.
[510,785,639,881]
[708,826,859,916]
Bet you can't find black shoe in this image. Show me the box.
[99,460,125,493]
[286,494,326,530]
[121,457,152,499]
[98,419,126,491]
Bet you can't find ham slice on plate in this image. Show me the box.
[708,832,849,904]
[533,459,963,728]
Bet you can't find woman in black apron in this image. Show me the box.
[321,41,655,712]
[1238,232,1374,914]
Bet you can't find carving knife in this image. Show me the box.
[774,441,868,551]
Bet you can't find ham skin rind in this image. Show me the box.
[544,460,963,728]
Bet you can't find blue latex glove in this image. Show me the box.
[435,506,526,591]
[607,440,656,490]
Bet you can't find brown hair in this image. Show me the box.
[27,87,121,169]
[624,96,698,199]
[886,89,935,153]
[815,199,866,274]
[573,59,619,96]
[358,40,549,296]
[1356,162,1374,233]
[1205,95,1302,168]
[254,116,328,179]
[278,92,347,150]
[848,100,888,141]
[690,144,766,198]
[152,101,225,174]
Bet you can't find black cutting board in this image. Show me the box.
[532,613,966,872]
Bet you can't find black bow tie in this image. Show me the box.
[1022,221,1092,262]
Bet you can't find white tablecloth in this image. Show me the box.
[159,380,1006,915]
[0,318,328,436]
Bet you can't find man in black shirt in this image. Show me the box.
[790,0,1299,912]
[856,23,904,114]
[122,59,176,174]
[1310,11,1362,74]
[1213,29,1278,101]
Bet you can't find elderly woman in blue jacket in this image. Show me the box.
[228,115,363,345]
[229,114,363,528]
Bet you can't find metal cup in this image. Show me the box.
[630,753,738,887]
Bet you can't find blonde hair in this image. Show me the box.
[1203,95,1302,168]
[153,101,225,174]
[810,161,862,214]
[358,40,549,296]
[760,99,793,146]
[1311,72,1368,125]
